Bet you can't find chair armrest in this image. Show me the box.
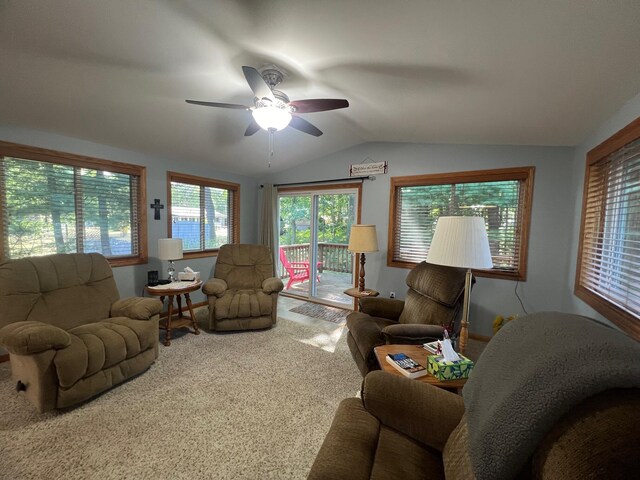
[111,297,162,320]
[362,371,465,451]
[262,277,284,294]
[382,323,444,344]
[359,297,405,321]
[0,321,71,355]
[202,278,228,297]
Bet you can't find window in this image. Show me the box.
[167,172,239,258]
[0,141,147,266]
[575,117,640,339]
[389,167,535,280]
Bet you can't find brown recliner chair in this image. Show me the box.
[347,261,468,376]
[202,244,284,331]
[309,312,640,480]
[0,253,162,412]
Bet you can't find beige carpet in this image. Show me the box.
[0,310,362,480]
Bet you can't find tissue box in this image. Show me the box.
[178,271,201,282]
[427,354,474,381]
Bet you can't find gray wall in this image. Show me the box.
[262,142,575,337]
[564,91,640,324]
[0,125,260,306]
[3,88,640,338]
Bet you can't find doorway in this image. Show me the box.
[277,184,361,307]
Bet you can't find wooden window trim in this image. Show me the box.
[388,166,535,280]
[0,140,148,267]
[167,171,240,259]
[574,116,640,340]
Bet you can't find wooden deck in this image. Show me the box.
[282,270,354,306]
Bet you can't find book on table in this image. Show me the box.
[423,340,441,354]
[385,353,429,379]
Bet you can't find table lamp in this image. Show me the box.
[158,238,183,282]
[348,224,379,292]
[426,216,493,354]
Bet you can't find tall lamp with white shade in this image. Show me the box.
[426,216,493,354]
[348,225,379,292]
[158,238,183,282]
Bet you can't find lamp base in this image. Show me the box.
[458,268,473,355]
[358,253,366,292]
[167,260,176,282]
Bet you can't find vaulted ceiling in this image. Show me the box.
[1,1,640,175]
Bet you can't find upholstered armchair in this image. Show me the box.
[347,261,468,376]
[0,253,162,412]
[309,313,640,480]
[202,244,284,331]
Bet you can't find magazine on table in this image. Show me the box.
[423,340,441,354]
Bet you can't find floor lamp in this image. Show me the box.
[348,225,379,292]
[426,217,493,354]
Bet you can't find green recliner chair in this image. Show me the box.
[0,253,162,412]
[347,261,469,376]
[202,244,284,331]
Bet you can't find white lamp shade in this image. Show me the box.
[252,106,292,131]
[426,216,493,269]
[348,225,379,253]
[158,238,183,261]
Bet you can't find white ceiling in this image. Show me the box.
[1,1,640,176]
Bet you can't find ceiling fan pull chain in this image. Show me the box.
[268,128,275,168]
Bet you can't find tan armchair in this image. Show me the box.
[347,261,468,376]
[310,313,640,479]
[0,253,162,412]
[202,244,284,331]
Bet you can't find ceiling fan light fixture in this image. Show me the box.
[252,106,292,131]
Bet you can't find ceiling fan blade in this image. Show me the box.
[242,66,275,102]
[186,100,249,110]
[289,116,323,137]
[288,99,349,114]
[244,119,261,136]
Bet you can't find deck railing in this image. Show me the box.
[279,243,352,278]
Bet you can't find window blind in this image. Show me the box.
[0,156,140,260]
[170,181,234,252]
[578,137,640,318]
[392,175,528,275]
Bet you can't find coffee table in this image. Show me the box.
[374,344,468,391]
[146,281,202,346]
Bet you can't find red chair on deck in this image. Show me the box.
[279,247,322,290]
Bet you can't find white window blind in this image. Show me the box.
[170,178,237,252]
[0,156,140,260]
[578,137,640,319]
[390,167,534,279]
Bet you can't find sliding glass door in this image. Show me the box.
[278,186,360,307]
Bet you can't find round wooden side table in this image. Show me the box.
[145,281,202,346]
[343,287,379,311]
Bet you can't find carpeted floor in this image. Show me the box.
[0,310,362,480]
[289,303,349,324]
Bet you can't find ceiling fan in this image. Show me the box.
[186,66,349,137]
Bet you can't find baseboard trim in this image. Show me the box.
[159,301,207,319]
[0,353,9,363]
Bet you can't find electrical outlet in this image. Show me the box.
[390,291,396,299]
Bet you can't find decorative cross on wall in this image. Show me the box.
[150,199,164,220]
